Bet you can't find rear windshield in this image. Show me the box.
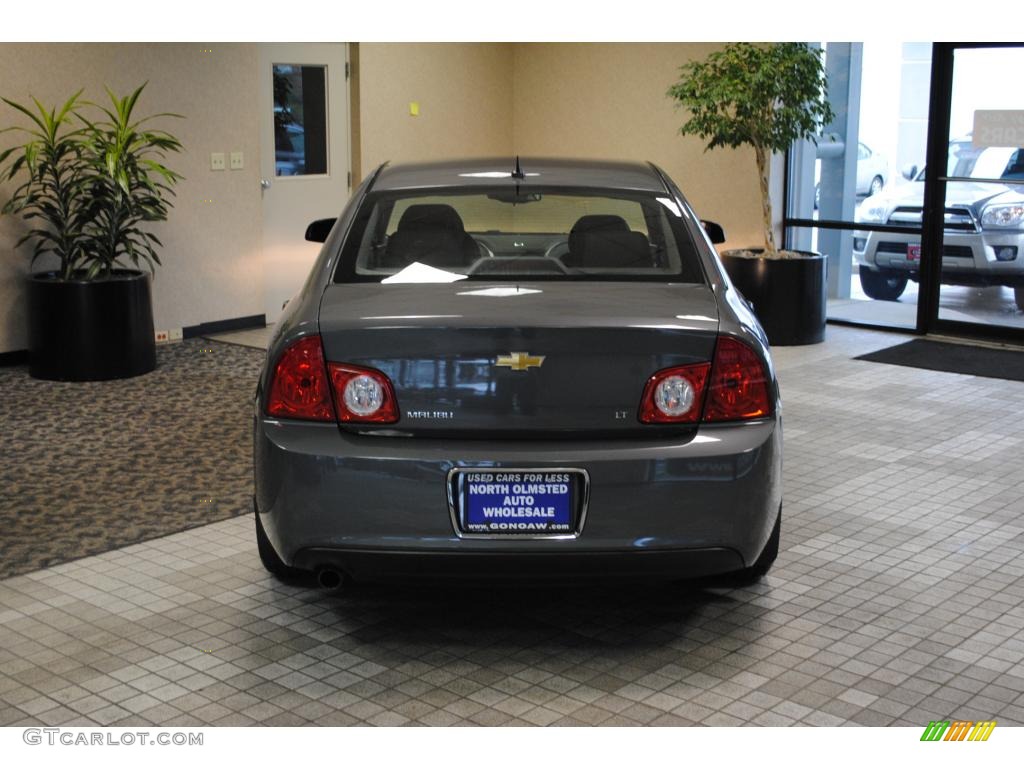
[333,187,706,284]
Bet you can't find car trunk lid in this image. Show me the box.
[318,282,719,437]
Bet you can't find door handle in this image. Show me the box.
[260,178,272,191]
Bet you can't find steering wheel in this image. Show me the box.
[542,239,570,261]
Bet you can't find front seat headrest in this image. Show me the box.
[397,204,467,232]
[569,215,630,236]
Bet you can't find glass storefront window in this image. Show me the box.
[786,42,930,331]
[786,42,1024,335]
[936,47,1024,329]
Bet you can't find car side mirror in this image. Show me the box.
[901,163,918,181]
[305,218,336,243]
[701,220,726,245]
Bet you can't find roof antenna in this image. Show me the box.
[511,155,525,180]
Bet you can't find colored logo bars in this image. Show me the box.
[920,720,996,742]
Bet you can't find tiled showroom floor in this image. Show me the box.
[1,325,1023,727]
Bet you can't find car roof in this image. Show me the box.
[370,157,669,194]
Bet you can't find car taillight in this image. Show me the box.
[265,335,336,421]
[703,336,772,422]
[638,336,772,424]
[639,363,711,423]
[328,363,400,423]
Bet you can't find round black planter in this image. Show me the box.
[721,250,827,346]
[28,270,156,381]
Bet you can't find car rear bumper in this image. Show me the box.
[254,417,782,579]
[291,546,745,583]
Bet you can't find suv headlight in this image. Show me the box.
[856,204,887,224]
[981,203,1024,228]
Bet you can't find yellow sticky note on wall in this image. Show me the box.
[409,102,420,117]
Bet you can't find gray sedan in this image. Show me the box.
[253,158,783,588]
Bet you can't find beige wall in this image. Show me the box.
[358,43,515,175]
[0,42,772,354]
[0,43,262,353]
[357,43,770,250]
[512,43,766,251]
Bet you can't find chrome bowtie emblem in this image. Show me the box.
[496,351,545,371]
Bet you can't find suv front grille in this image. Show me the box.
[886,206,978,232]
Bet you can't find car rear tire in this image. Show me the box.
[860,268,908,301]
[869,175,884,196]
[728,509,780,585]
[1015,286,1024,311]
[255,509,304,579]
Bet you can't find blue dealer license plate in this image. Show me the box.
[458,471,578,535]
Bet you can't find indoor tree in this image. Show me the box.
[1,83,183,280]
[77,84,184,279]
[0,91,92,279]
[667,42,834,257]
[0,83,184,381]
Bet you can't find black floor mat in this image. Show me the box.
[855,338,1024,382]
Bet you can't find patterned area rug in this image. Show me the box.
[0,339,264,579]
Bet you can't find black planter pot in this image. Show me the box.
[721,250,827,346]
[28,270,156,381]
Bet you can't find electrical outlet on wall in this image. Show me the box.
[210,152,226,171]
[230,151,244,170]
[155,330,170,343]
[169,328,183,341]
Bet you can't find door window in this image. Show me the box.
[273,64,328,176]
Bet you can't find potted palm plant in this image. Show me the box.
[0,84,182,380]
[668,42,834,345]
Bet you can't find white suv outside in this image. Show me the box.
[853,145,1024,310]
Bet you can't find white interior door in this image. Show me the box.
[259,43,350,323]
